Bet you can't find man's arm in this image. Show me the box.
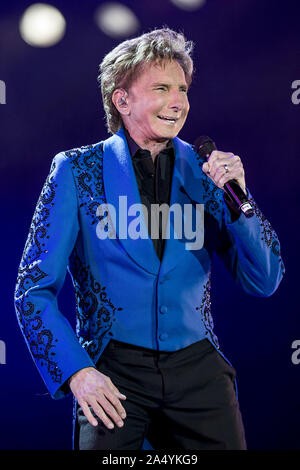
[14,152,96,398]
[14,152,127,429]
[217,190,285,296]
[202,150,285,296]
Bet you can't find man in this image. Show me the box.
[14,28,285,450]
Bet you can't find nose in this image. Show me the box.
[168,90,187,112]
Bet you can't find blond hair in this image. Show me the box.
[98,27,194,134]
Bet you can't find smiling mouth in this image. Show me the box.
[157,115,178,123]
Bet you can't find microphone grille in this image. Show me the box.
[194,135,217,159]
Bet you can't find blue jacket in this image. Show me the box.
[14,126,285,402]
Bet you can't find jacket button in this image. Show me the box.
[159,305,168,314]
[159,333,168,341]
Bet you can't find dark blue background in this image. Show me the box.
[0,0,299,450]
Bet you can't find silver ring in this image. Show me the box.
[224,164,229,173]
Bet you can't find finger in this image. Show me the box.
[107,381,127,400]
[93,396,125,428]
[103,388,127,419]
[222,155,241,172]
[214,164,235,187]
[231,159,244,174]
[230,154,240,162]
[226,152,236,159]
[88,398,116,429]
[214,156,243,179]
[214,164,228,182]
[219,169,245,191]
[209,152,238,172]
[224,159,244,178]
[205,151,217,173]
[78,400,98,427]
[207,149,219,164]
[207,150,233,167]
[211,155,235,172]
[206,156,225,176]
[202,162,210,174]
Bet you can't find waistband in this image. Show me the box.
[108,338,213,355]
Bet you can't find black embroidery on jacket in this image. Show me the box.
[193,146,285,271]
[196,273,220,348]
[64,143,123,361]
[192,147,223,219]
[65,143,106,226]
[248,196,285,272]
[14,159,62,384]
[68,248,123,361]
[202,178,223,219]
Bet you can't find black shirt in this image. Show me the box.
[125,128,175,261]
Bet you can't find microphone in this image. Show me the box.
[194,135,254,218]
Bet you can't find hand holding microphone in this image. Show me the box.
[194,136,254,218]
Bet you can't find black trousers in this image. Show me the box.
[77,338,247,450]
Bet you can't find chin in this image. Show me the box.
[155,127,180,140]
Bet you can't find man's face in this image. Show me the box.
[123,60,190,143]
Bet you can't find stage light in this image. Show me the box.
[170,0,206,11]
[19,3,66,47]
[94,2,139,38]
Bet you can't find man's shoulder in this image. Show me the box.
[59,139,105,165]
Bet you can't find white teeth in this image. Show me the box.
[158,116,176,122]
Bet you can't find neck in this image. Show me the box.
[143,140,169,162]
[125,127,169,162]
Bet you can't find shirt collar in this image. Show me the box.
[124,126,174,159]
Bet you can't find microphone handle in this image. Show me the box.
[223,179,254,218]
[193,134,254,218]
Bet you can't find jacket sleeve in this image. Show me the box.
[215,188,285,297]
[14,152,95,399]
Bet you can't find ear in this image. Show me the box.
[112,88,130,116]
